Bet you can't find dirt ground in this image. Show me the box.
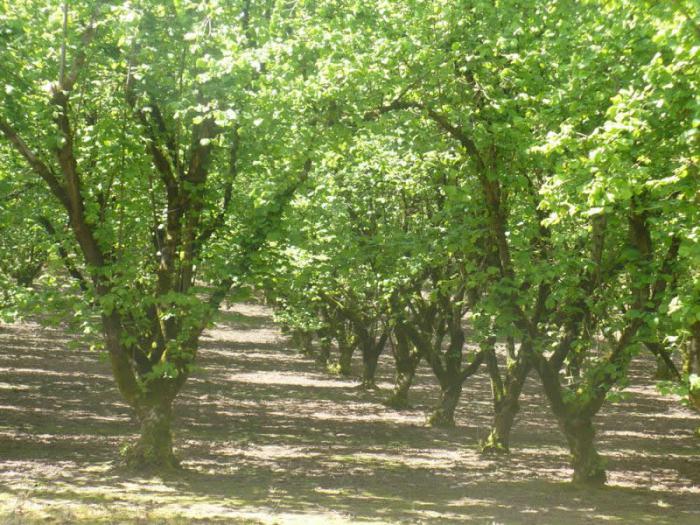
[0,303,698,524]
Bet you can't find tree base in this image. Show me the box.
[120,442,181,474]
[383,394,410,410]
[572,467,607,487]
[338,359,353,377]
[653,358,674,380]
[427,410,455,428]
[121,403,180,475]
[563,416,607,487]
[480,433,510,454]
[356,380,380,390]
[481,401,518,454]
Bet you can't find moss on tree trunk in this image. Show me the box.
[122,398,179,473]
[481,396,519,453]
[428,381,462,427]
[385,364,417,409]
[385,330,420,409]
[562,415,606,486]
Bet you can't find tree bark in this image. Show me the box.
[385,365,417,409]
[361,346,381,389]
[534,348,608,485]
[357,329,388,389]
[689,323,700,413]
[481,360,529,454]
[561,414,606,486]
[292,329,314,356]
[338,338,354,377]
[654,355,673,380]
[646,341,680,381]
[481,393,520,453]
[317,335,332,366]
[565,350,583,380]
[123,394,179,472]
[691,323,700,376]
[428,380,462,427]
[385,332,420,409]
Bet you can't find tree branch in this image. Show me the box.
[37,216,89,292]
[0,118,70,209]
[366,99,484,167]
[460,349,486,383]
[196,126,240,251]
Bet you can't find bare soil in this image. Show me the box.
[0,303,698,524]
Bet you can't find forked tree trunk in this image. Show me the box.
[481,362,529,454]
[561,414,606,486]
[535,349,608,485]
[427,310,471,427]
[357,329,388,390]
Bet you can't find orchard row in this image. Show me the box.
[1,0,698,486]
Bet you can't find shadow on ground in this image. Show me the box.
[0,303,698,524]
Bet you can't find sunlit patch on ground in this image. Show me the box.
[1,303,699,524]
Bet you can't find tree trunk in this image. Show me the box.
[317,337,331,366]
[338,339,354,377]
[292,329,313,356]
[689,323,700,414]
[682,341,693,376]
[428,381,462,427]
[561,414,606,486]
[481,394,519,453]
[385,359,418,409]
[565,350,582,380]
[385,330,420,409]
[645,341,680,381]
[123,395,179,472]
[481,360,529,454]
[360,346,380,389]
[653,355,673,380]
[691,323,700,377]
